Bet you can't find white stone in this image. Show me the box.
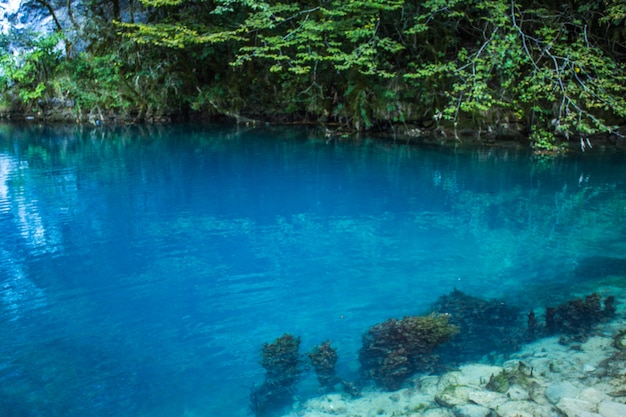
[496,400,553,417]
[435,384,471,407]
[577,387,611,405]
[456,364,504,387]
[422,408,455,417]
[506,384,530,401]
[545,381,580,404]
[556,397,596,417]
[467,389,507,409]
[453,403,492,417]
[598,400,626,417]
[583,364,597,373]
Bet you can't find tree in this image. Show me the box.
[2,0,625,152]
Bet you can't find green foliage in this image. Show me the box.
[4,0,626,152]
[0,31,63,107]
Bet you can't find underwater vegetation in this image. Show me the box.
[544,293,616,341]
[250,334,302,416]
[485,361,535,394]
[307,341,338,390]
[250,291,619,416]
[307,341,361,397]
[358,313,458,390]
[431,289,524,363]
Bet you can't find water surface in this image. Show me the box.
[1,123,625,416]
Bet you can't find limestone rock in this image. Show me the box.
[467,389,507,409]
[452,403,492,417]
[496,400,552,417]
[456,364,504,387]
[506,384,530,401]
[422,408,455,417]
[545,381,580,404]
[556,397,596,417]
[598,400,626,417]
[577,387,611,405]
[435,384,472,407]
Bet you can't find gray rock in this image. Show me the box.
[545,381,580,404]
[423,408,455,417]
[467,389,507,409]
[577,387,611,405]
[598,400,626,417]
[435,385,472,407]
[453,403,492,417]
[456,364,504,387]
[496,400,554,417]
[556,397,596,416]
[506,384,530,401]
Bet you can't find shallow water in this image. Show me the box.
[0,123,625,417]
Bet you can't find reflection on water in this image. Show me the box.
[0,123,626,416]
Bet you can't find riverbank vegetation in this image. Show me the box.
[1,0,626,152]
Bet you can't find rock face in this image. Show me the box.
[1,0,138,51]
[2,0,66,36]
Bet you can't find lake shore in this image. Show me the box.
[284,288,626,417]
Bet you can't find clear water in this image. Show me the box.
[1,123,626,417]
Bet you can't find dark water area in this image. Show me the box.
[1,123,626,417]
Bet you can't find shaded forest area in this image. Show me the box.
[1,0,626,152]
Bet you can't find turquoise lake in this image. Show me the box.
[1,123,625,417]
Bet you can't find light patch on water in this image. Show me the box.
[0,249,47,321]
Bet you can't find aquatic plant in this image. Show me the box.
[545,293,616,340]
[431,289,524,363]
[307,341,338,389]
[250,333,302,416]
[359,313,458,390]
[613,329,626,351]
[486,361,533,393]
[527,310,538,340]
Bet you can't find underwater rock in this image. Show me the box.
[467,389,507,409]
[556,397,596,416]
[359,313,458,390]
[598,400,626,417]
[455,364,504,387]
[544,380,580,404]
[577,387,611,405]
[452,403,492,417]
[431,289,524,363]
[423,409,455,417]
[495,399,550,417]
[434,384,472,407]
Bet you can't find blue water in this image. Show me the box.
[1,123,626,417]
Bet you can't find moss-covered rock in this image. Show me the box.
[359,313,458,390]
